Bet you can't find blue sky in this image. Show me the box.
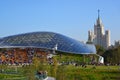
[0,0,120,45]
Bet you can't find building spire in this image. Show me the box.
[97,9,101,24]
[98,9,100,19]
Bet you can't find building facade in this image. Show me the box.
[87,10,110,49]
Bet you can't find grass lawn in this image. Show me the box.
[0,65,120,80]
[0,53,120,80]
[55,65,120,80]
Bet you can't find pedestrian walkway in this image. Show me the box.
[46,77,55,80]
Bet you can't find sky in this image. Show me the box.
[0,0,120,45]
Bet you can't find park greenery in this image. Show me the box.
[96,45,120,64]
[0,52,119,80]
[0,46,120,80]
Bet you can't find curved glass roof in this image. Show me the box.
[0,32,96,54]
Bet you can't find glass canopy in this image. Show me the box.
[0,32,96,54]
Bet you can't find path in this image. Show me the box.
[46,77,56,80]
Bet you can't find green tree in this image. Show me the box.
[102,46,120,64]
[96,45,105,55]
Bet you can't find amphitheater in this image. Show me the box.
[0,32,96,65]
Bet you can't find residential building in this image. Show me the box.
[87,10,110,49]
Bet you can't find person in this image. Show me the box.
[43,71,47,79]
[36,70,47,80]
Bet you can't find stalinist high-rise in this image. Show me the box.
[87,10,110,49]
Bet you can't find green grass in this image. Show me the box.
[55,65,120,80]
[0,73,26,80]
[0,53,120,80]
[0,65,120,80]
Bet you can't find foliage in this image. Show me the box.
[55,65,120,80]
[102,46,120,64]
[56,51,85,63]
[0,56,120,80]
[0,49,120,80]
[95,45,105,55]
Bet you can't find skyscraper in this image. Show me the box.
[87,10,110,49]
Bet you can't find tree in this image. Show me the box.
[102,46,120,65]
[96,45,105,55]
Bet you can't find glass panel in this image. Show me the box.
[0,32,96,54]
